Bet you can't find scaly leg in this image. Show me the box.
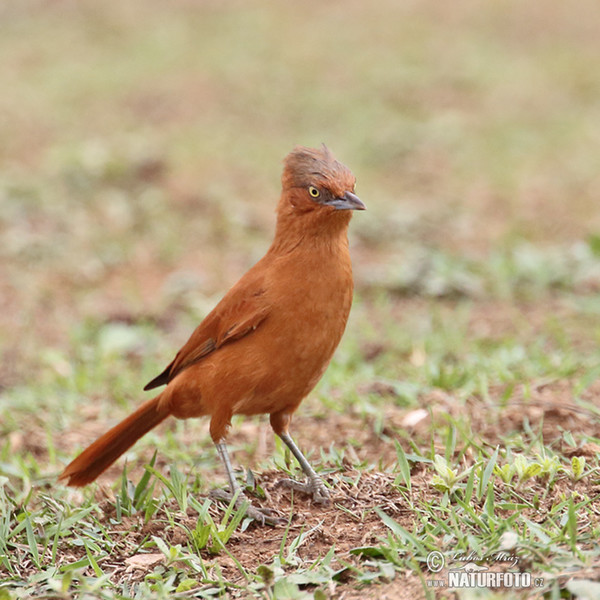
[209,441,283,525]
[276,431,330,504]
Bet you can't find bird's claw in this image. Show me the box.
[275,476,330,504]
[209,488,284,526]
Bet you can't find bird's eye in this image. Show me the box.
[308,186,320,198]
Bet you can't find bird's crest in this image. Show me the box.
[282,144,355,197]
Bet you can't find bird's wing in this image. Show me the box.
[144,281,270,391]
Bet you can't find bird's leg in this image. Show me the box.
[276,431,330,504]
[216,441,239,494]
[209,441,283,525]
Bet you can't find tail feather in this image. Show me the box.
[59,395,169,487]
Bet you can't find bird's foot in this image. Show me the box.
[275,476,330,504]
[209,488,284,526]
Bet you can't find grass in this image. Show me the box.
[2,0,600,598]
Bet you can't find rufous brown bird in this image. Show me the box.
[59,145,365,524]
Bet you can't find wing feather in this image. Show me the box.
[144,280,269,390]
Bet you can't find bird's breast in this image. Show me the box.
[246,240,354,407]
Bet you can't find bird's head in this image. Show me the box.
[280,145,366,216]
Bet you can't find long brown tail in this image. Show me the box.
[59,395,169,487]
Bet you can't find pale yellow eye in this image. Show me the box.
[308,186,320,198]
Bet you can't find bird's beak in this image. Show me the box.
[330,191,366,211]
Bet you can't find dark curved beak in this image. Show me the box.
[329,191,366,211]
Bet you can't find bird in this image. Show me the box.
[59,144,365,524]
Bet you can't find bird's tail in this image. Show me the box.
[59,395,169,487]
